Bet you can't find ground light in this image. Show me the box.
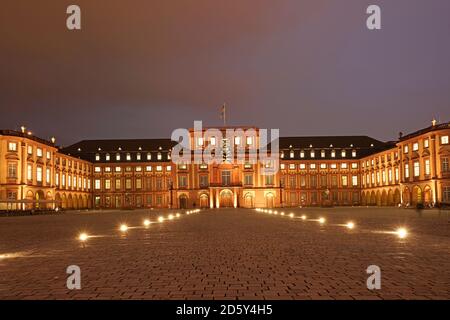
[78,233,88,241]
[301,215,307,220]
[280,212,285,216]
[318,217,326,224]
[168,214,174,220]
[396,228,408,239]
[346,221,355,229]
[119,224,128,232]
[176,213,180,218]
[289,213,294,218]
[143,219,151,227]
[158,216,164,223]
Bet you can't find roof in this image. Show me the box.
[279,135,385,149]
[399,121,450,141]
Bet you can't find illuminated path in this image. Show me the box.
[0,207,449,300]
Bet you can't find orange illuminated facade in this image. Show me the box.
[1,121,449,210]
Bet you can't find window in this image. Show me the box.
[300,151,305,158]
[376,172,380,184]
[7,163,17,178]
[290,151,294,158]
[341,163,348,169]
[156,178,163,190]
[126,153,131,161]
[126,179,132,189]
[351,163,358,169]
[290,176,296,188]
[136,178,142,189]
[105,179,111,190]
[200,175,209,187]
[331,175,337,187]
[179,176,187,188]
[73,176,77,188]
[395,168,399,181]
[246,136,253,145]
[382,171,386,184]
[137,153,141,160]
[27,164,32,180]
[321,150,325,158]
[310,163,316,169]
[404,145,409,154]
[157,153,162,160]
[27,146,33,155]
[265,174,274,186]
[94,166,101,173]
[352,175,358,186]
[115,166,121,172]
[234,136,240,145]
[62,174,66,187]
[8,142,17,151]
[310,175,317,188]
[331,163,337,169]
[198,137,204,146]
[441,136,449,144]
[320,163,326,169]
[443,186,450,202]
[244,174,253,186]
[95,179,101,190]
[156,165,162,171]
[310,150,315,158]
[105,166,111,172]
[46,168,50,184]
[351,150,356,158]
[320,175,326,187]
[341,150,346,158]
[115,179,121,190]
[442,157,449,173]
[68,175,72,187]
[146,166,152,172]
[125,166,132,172]
[106,153,110,161]
[95,154,100,161]
[404,163,410,178]
[341,175,348,187]
[388,169,392,183]
[46,151,51,160]
[299,163,306,169]
[136,166,142,172]
[221,171,231,185]
[147,153,152,160]
[280,163,285,170]
[37,148,43,157]
[116,153,121,161]
[423,159,430,175]
[424,139,429,148]
[300,176,306,187]
[210,137,216,146]
[331,150,336,158]
[289,163,296,170]
[412,142,419,151]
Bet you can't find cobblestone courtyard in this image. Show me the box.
[0,207,449,300]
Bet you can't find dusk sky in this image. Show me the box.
[1,0,449,146]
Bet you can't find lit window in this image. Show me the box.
[116,153,121,161]
[37,148,43,157]
[27,146,33,155]
[125,166,132,172]
[115,166,121,172]
[94,166,101,172]
[280,152,284,159]
[126,153,131,161]
[36,167,43,182]
[341,163,348,169]
[8,142,17,151]
[351,150,356,157]
[300,151,305,158]
[62,174,66,187]
[137,153,141,160]
[352,175,358,186]
[210,137,216,145]
[95,179,101,190]
[310,150,315,158]
[388,169,392,182]
[331,150,336,158]
[146,166,152,171]
[320,163,326,169]
[68,175,72,187]
[105,167,111,172]
[280,163,285,170]
[289,164,296,170]
[105,153,110,161]
[290,151,294,158]
[425,159,430,175]
[234,136,240,145]
[351,163,358,169]
[404,145,409,154]
[136,166,142,172]
[424,139,429,148]
[341,150,346,158]
[156,165,162,171]
[167,152,171,160]
[105,179,111,190]
[310,163,316,169]
[341,176,348,186]
[299,163,306,169]
[395,168,399,181]
[404,164,410,178]
[321,150,325,158]
[200,163,208,169]
[198,137,204,146]
[413,161,420,177]
[246,136,253,145]
[157,153,162,160]
[55,173,59,186]
[166,165,172,172]
[147,153,151,160]
[46,151,51,160]
[441,136,449,144]
[331,163,337,169]
[95,153,100,161]
[412,143,419,151]
[27,164,32,180]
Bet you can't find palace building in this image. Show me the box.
[1,121,449,210]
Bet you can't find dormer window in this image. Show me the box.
[300,151,305,158]
[95,153,100,161]
[310,150,315,158]
[157,152,162,160]
[116,153,121,161]
[331,150,336,158]
[352,150,356,157]
[147,153,151,160]
[280,151,284,159]
[341,150,346,158]
[105,153,110,161]
[289,151,294,158]
[126,153,131,161]
[320,150,325,158]
[137,153,141,160]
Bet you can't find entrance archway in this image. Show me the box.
[265,193,274,208]
[199,194,208,208]
[412,186,422,205]
[220,190,233,208]
[423,186,432,205]
[179,194,188,209]
[35,190,45,209]
[402,187,410,205]
[244,193,254,208]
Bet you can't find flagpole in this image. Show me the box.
[223,103,226,126]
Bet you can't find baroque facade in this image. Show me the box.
[1,121,449,210]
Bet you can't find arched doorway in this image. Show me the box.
[265,193,274,208]
[220,190,233,208]
[55,193,62,209]
[35,190,45,209]
[61,194,67,209]
[179,194,188,209]
[402,187,410,205]
[387,189,394,206]
[370,191,376,205]
[423,186,432,205]
[361,192,367,206]
[67,194,73,209]
[381,191,387,206]
[412,186,422,205]
[244,193,254,208]
[46,192,53,209]
[394,189,401,205]
[199,194,208,208]
[25,191,34,210]
[376,191,381,206]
